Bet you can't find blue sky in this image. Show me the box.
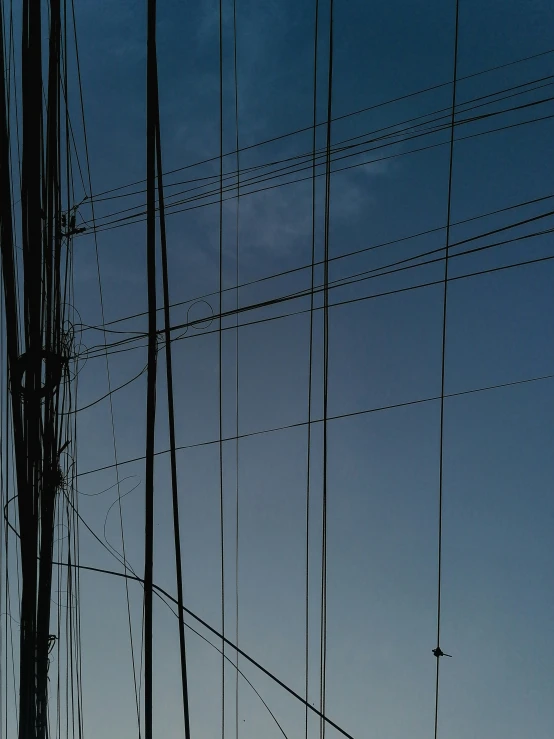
[3,0,554,737]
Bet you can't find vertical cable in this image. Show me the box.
[218,1,226,738]
[320,2,333,737]
[69,0,143,729]
[0,38,20,735]
[155,75,193,739]
[231,0,240,736]
[434,2,460,738]
[0,90,4,737]
[62,5,85,731]
[306,3,319,739]
[0,8,7,731]
[144,0,159,737]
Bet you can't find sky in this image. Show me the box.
[2,0,554,737]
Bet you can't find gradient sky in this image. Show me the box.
[3,0,554,737]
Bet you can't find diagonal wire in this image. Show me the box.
[78,189,554,335]
[79,92,554,232]
[87,44,554,201]
[82,76,554,220]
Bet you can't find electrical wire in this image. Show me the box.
[78,189,554,335]
[78,94,554,234]
[49,557,356,739]
[80,76,554,223]
[232,2,241,736]
[78,214,554,361]
[218,2,226,738]
[70,0,143,728]
[144,3,160,738]
[154,34,192,739]
[306,2,319,738]
[319,3,333,735]
[75,370,554,482]
[86,44,554,201]
[76,243,554,371]
[55,492,291,739]
[434,2,459,736]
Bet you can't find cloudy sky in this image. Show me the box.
[3,0,554,737]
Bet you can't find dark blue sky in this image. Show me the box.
[4,0,554,737]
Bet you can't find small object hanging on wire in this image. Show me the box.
[60,206,87,238]
[47,635,57,655]
[432,646,452,658]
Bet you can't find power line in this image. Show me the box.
[55,490,291,739]
[144,2,160,738]
[50,557,356,739]
[154,38,193,739]
[435,1,459,737]
[232,1,241,736]
[69,0,143,729]
[78,242,554,366]
[80,107,554,236]
[79,93,554,233]
[79,190,554,334]
[82,74,554,219]
[79,216,554,361]
[320,1,333,736]
[218,3,226,739]
[86,45,554,201]
[75,371,554,479]
[59,244,554,422]
[305,2,319,738]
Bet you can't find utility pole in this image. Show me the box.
[1,2,72,737]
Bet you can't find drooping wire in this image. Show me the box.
[50,554,357,739]
[434,1,460,738]
[58,492,290,739]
